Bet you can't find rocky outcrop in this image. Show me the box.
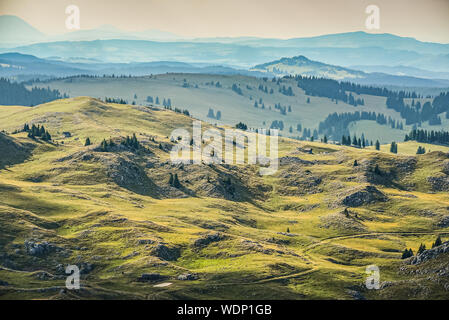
[150,244,180,261]
[442,160,449,175]
[177,273,198,281]
[341,185,388,207]
[193,233,224,247]
[427,175,449,192]
[408,241,449,265]
[24,240,63,256]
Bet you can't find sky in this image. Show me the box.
[1,0,449,43]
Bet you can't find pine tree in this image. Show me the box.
[432,235,442,248]
[374,164,381,175]
[417,243,426,255]
[390,141,398,154]
[169,173,174,186]
[375,140,380,151]
[100,139,108,151]
[85,137,91,146]
[353,160,358,167]
[173,173,181,188]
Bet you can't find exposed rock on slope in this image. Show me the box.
[340,185,388,207]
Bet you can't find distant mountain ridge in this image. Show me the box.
[2,15,449,81]
[2,52,449,88]
[251,55,365,80]
[0,52,267,79]
[250,55,449,87]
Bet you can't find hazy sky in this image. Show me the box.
[1,0,449,42]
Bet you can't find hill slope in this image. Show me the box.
[0,97,448,299]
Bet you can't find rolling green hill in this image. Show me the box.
[29,74,447,144]
[0,97,448,299]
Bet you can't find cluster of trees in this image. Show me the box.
[146,96,172,107]
[386,91,449,125]
[301,128,317,140]
[416,146,426,154]
[23,123,52,141]
[318,111,393,140]
[390,141,398,154]
[279,85,294,96]
[402,236,443,259]
[207,108,221,120]
[100,138,116,151]
[0,78,66,106]
[273,103,291,115]
[105,97,128,104]
[258,84,273,94]
[387,117,404,130]
[341,133,371,148]
[162,98,172,108]
[121,133,141,149]
[293,76,375,105]
[174,108,190,116]
[235,122,248,130]
[231,84,243,95]
[205,81,222,88]
[168,173,181,188]
[404,129,449,145]
[99,133,140,152]
[270,120,285,131]
[401,248,414,259]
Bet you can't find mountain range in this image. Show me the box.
[2,52,449,88]
[2,15,449,85]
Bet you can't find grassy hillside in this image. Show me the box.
[29,74,448,144]
[0,97,448,300]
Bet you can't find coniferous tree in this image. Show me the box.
[85,137,91,146]
[375,140,380,151]
[173,173,181,188]
[417,243,426,255]
[432,236,442,248]
[390,141,398,154]
[374,164,382,175]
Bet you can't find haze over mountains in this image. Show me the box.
[1,15,449,86]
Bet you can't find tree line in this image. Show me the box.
[0,78,66,106]
[404,129,449,145]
